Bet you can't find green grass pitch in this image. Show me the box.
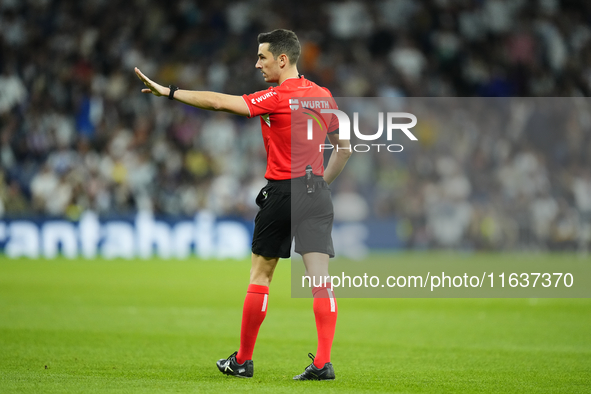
[0,254,590,393]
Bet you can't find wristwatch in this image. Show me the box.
[168,85,179,100]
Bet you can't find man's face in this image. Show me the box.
[256,43,281,83]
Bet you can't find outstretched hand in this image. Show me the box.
[134,67,167,97]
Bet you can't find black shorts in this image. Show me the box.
[251,175,335,259]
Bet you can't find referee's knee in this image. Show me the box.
[249,254,279,286]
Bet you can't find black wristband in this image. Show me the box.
[168,85,179,100]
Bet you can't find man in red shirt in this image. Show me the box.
[135,29,351,380]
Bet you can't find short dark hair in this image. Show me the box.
[257,29,301,65]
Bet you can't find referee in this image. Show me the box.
[135,29,351,381]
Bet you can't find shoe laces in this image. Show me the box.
[227,351,238,360]
[308,353,315,362]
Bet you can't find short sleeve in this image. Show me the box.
[242,88,280,118]
[327,100,339,134]
[327,114,339,134]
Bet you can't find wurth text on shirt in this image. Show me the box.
[250,91,277,104]
[316,110,418,153]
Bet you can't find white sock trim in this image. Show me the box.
[326,288,335,312]
[262,294,268,312]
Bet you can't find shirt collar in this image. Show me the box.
[279,75,302,86]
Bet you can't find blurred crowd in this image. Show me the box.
[332,97,591,252]
[1,0,591,251]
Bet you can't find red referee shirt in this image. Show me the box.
[242,76,339,180]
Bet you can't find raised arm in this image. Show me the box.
[134,67,250,117]
[323,131,352,185]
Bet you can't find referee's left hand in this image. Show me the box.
[135,67,167,97]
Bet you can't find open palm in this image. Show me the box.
[134,67,167,97]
